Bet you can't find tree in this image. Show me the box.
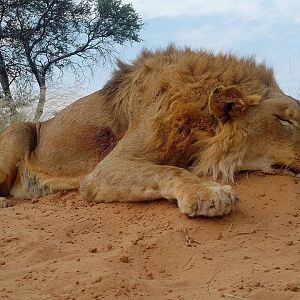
[0,50,15,115]
[0,0,143,121]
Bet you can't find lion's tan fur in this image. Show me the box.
[0,46,299,216]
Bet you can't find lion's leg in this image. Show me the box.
[0,122,37,202]
[80,155,239,218]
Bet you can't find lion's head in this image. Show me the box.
[240,91,300,175]
[194,85,300,181]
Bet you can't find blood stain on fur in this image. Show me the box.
[92,127,117,157]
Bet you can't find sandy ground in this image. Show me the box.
[0,173,299,300]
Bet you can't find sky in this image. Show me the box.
[45,0,300,116]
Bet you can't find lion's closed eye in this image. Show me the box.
[276,115,295,127]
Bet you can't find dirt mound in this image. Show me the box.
[0,174,299,300]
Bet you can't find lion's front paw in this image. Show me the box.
[0,197,13,208]
[177,182,239,217]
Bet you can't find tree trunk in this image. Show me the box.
[22,40,47,121]
[0,50,16,116]
[33,78,46,121]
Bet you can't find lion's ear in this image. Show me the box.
[209,86,250,123]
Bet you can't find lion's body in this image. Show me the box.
[1,46,299,216]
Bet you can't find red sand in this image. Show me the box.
[0,173,299,300]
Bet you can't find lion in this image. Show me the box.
[0,45,299,217]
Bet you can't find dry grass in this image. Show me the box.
[0,83,85,132]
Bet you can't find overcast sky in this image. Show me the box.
[45,0,300,116]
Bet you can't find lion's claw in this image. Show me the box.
[177,183,239,217]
